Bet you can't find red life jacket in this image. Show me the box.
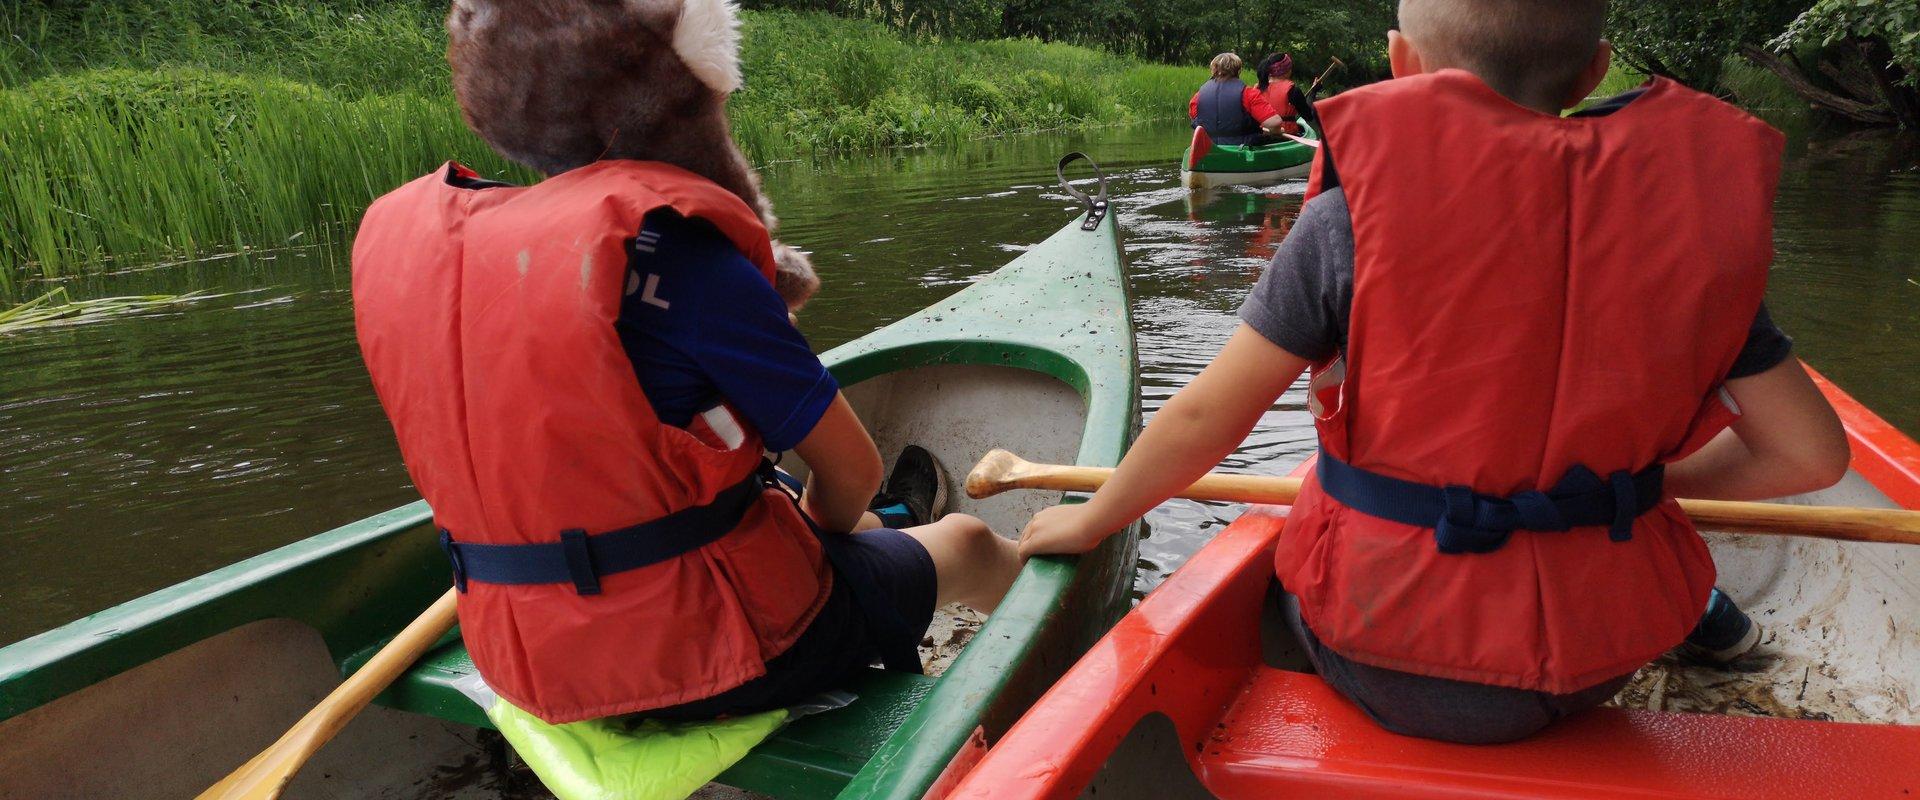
[1277,72,1783,694]
[1262,79,1296,119]
[353,159,830,723]
[1262,79,1304,135]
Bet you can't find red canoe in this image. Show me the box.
[946,366,1920,799]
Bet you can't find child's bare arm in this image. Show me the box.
[1019,325,1311,556]
[1663,360,1850,501]
[793,393,885,533]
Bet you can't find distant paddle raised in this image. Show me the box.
[967,449,1920,545]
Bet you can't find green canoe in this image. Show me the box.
[0,158,1140,800]
[1180,124,1319,189]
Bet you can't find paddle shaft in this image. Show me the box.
[1307,56,1344,97]
[968,451,1920,546]
[198,588,459,800]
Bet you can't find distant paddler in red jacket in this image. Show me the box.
[1254,52,1315,135]
[1189,52,1290,146]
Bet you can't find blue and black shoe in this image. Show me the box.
[869,445,948,529]
[1682,587,1762,664]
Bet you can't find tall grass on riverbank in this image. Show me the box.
[0,7,1191,298]
[0,71,529,295]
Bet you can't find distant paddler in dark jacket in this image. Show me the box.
[1255,52,1317,133]
[1189,52,1288,146]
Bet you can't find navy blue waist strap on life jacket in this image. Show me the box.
[439,461,774,596]
[1315,450,1666,554]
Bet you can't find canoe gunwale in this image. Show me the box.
[0,501,440,721]
[821,208,1140,799]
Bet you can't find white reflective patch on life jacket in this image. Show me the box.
[1716,385,1742,416]
[1308,356,1347,421]
[699,405,748,450]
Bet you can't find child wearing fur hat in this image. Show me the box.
[350,0,1020,725]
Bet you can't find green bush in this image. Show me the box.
[11,67,327,129]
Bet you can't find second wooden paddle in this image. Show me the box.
[967,449,1920,546]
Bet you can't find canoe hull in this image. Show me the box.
[1180,163,1312,190]
[948,366,1920,800]
[1180,126,1317,190]
[0,206,1140,800]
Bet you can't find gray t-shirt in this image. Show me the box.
[1237,186,1793,378]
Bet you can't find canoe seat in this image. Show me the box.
[357,637,936,798]
[1196,667,1920,799]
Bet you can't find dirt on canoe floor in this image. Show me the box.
[1606,619,1863,722]
[1607,647,1839,721]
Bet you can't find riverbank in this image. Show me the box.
[0,2,1190,300]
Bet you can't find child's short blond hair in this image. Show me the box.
[1400,0,1607,103]
[1210,53,1245,80]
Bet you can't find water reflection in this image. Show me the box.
[0,121,1914,645]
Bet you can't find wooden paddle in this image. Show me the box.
[967,449,1920,546]
[198,588,459,800]
[1307,56,1345,98]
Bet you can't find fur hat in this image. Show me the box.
[446,0,819,309]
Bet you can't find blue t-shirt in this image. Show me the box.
[613,211,838,452]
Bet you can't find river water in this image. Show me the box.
[2,121,1916,646]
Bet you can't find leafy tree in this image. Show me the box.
[1606,0,1806,89]
[743,0,1394,89]
[1767,0,1920,126]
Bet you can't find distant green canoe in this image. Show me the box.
[0,158,1141,800]
[1180,124,1319,189]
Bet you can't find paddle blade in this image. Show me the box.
[197,737,315,800]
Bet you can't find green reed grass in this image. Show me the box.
[0,286,228,333]
[0,72,532,294]
[0,6,1192,299]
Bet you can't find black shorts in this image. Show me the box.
[639,527,938,721]
[1280,589,1632,744]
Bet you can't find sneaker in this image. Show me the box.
[1681,587,1761,664]
[869,445,948,528]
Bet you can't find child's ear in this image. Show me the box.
[1388,30,1425,79]
[1564,40,1614,109]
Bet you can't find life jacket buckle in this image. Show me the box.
[1435,485,1510,554]
[439,529,469,593]
[1607,470,1638,542]
[560,529,602,595]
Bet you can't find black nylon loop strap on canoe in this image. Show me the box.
[1057,152,1111,231]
